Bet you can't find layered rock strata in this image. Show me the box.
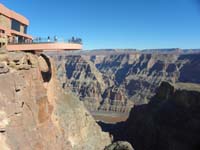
[49,50,200,115]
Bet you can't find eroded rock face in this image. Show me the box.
[104,82,200,150]
[0,63,9,74]
[49,50,200,114]
[104,141,134,150]
[0,52,111,150]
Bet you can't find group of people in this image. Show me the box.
[33,36,82,44]
[68,36,82,44]
[34,36,58,43]
[47,36,58,42]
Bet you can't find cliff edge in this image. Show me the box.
[0,51,111,150]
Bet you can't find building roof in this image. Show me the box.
[0,3,29,26]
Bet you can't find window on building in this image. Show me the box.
[24,25,27,34]
[11,19,20,32]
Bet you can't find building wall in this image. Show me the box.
[0,15,27,34]
[0,5,32,46]
[20,24,27,34]
[0,14,11,29]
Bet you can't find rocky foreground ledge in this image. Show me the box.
[100,81,200,150]
[0,51,111,150]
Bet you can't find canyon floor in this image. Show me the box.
[92,111,129,123]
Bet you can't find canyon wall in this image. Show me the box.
[0,51,111,150]
[100,81,200,150]
[50,50,200,114]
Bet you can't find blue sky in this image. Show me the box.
[1,0,200,49]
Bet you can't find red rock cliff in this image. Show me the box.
[0,51,111,150]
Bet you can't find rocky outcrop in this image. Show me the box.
[101,81,200,150]
[0,63,9,74]
[0,51,111,150]
[104,141,134,150]
[49,50,200,115]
